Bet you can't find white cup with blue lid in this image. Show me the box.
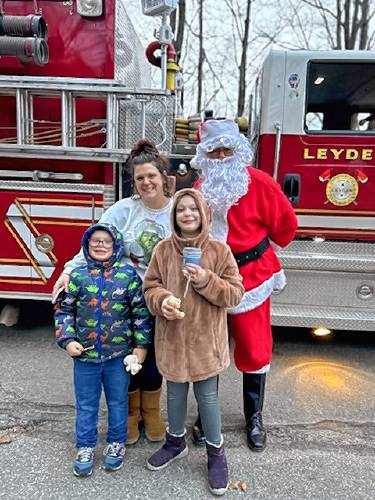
[183,247,202,266]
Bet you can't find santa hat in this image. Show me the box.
[198,119,242,153]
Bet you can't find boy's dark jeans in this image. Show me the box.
[74,357,130,448]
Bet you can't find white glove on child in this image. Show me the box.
[124,354,142,375]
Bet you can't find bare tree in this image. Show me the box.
[264,0,375,50]
[197,0,204,112]
[299,0,374,49]
[223,0,253,116]
[238,1,252,116]
[129,0,375,117]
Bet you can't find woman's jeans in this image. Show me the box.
[74,357,130,448]
[167,375,221,445]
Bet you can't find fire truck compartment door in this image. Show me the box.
[0,193,33,290]
[0,183,104,297]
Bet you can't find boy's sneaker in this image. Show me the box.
[102,442,125,471]
[73,447,94,477]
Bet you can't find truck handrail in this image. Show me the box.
[0,76,174,161]
[272,121,281,181]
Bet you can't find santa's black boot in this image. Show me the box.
[192,413,206,446]
[243,373,267,452]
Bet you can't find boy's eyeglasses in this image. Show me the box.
[89,239,113,248]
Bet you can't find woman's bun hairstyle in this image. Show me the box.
[128,139,159,160]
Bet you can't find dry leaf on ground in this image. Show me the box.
[240,480,249,493]
[228,479,249,493]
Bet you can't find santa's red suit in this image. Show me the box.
[195,166,297,373]
[191,118,297,452]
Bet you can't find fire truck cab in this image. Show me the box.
[250,49,375,331]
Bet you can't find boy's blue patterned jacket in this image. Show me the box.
[55,223,152,363]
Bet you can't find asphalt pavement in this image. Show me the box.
[0,301,374,499]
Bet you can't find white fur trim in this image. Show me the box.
[198,119,241,153]
[166,427,186,438]
[227,270,286,315]
[210,211,229,241]
[245,364,270,374]
[206,435,224,447]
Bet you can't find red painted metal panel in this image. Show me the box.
[0,2,119,299]
[257,133,375,241]
[0,190,103,294]
[0,1,115,78]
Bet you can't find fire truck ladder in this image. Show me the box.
[0,75,172,163]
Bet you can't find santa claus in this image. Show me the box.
[192,119,298,451]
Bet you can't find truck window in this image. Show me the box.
[305,61,375,133]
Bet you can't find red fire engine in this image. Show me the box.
[0,0,180,302]
[249,49,375,331]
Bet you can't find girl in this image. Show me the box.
[143,189,244,496]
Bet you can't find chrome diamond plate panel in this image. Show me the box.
[278,240,375,272]
[115,0,151,87]
[272,240,375,330]
[273,270,374,309]
[271,303,375,331]
[118,94,175,154]
[0,180,104,193]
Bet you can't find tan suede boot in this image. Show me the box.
[126,389,141,445]
[141,388,165,442]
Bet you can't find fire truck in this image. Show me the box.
[0,0,184,302]
[249,49,375,331]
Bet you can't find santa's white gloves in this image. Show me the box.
[124,354,142,375]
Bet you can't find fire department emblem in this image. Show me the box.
[326,174,358,206]
[319,169,368,206]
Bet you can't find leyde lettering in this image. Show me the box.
[362,149,373,160]
[303,148,315,159]
[317,149,327,159]
[345,149,358,160]
[330,148,344,160]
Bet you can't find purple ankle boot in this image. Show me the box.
[147,430,188,471]
[206,441,229,496]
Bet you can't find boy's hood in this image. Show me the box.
[171,188,210,252]
[81,223,124,267]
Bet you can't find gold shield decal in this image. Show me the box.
[326,174,359,206]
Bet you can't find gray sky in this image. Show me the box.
[125,1,375,118]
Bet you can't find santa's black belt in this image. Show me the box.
[233,237,270,267]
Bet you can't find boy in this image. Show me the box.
[55,223,152,477]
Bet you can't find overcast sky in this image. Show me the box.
[125,1,375,118]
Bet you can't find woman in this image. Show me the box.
[52,140,173,445]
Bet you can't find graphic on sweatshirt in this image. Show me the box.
[130,219,167,265]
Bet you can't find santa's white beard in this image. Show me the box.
[200,156,249,214]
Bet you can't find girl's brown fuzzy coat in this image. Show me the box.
[143,188,244,383]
